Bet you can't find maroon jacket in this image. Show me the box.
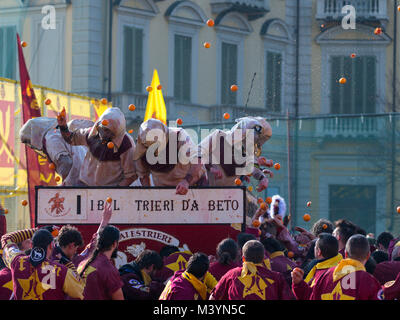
[154,251,192,283]
[211,264,294,300]
[159,270,206,300]
[373,261,400,285]
[382,271,400,300]
[302,259,381,300]
[0,268,12,300]
[209,261,241,281]
[269,251,297,285]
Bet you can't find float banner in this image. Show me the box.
[35,187,246,225]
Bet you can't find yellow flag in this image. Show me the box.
[144,69,167,124]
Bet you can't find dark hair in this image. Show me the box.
[311,219,334,236]
[159,245,179,259]
[316,233,338,259]
[345,234,370,261]
[32,229,53,250]
[135,250,163,270]
[243,240,265,264]
[377,232,394,250]
[261,238,284,254]
[186,252,209,279]
[58,225,83,248]
[371,250,388,264]
[79,225,120,277]
[365,257,376,275]
[259,219,277,238]
[237,233,256,249]
[335,219,358,244]
[216,238,238,266]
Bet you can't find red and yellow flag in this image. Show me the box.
[17,33,56,227]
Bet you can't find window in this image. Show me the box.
[266,51,282,112]
[0,26,16,79]
[221,42,238,105]
[174,34,192,103]
[330,55,376,114]
[329,185,376,233]
[123,26,143,93]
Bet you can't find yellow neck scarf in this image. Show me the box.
[240,261,264,278]
[269,251,285,259]
[182,271,207,300]
[332,258,365,283]
[141,270,152,286]
[305,254,342,284]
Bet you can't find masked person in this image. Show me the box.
[19,117,90,186]
[133,118,206,195]
[198,117,273,191]
[56,107,137,186]
[1,228,85,300]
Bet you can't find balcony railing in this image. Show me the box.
[316,116,382,139]
[316,0,388,22]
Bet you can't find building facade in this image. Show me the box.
[0,0,399,234]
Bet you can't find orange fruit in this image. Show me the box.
[274,163,281,170]
[234,178,242,186]
[397,206,400,214]
[49,163,55,170]
[257,198,263,204]
[146,86,153,92]
[4,209,8,214]
[339,77,347,84]
[21,200,28,206]
[203,42,211,49]
[252,220,261,228]
[107,142,114,149]
[157,84,162,90]
[51,229,59,237]
[230,84,238,92]
[128,129,134,134]
[223,113,230,120]
[247,186,253,192]
[374,27,382,35]
[266,197,272,204]
[55,176,61,182]
[101,119,109,126]
[303,214,311,222]
[101,98,108,105]
[207,19,215,27]
[128,104,136,111]
[398,5,400,11]
[287,251,294,258]
[307,201,312,207]
[21,41,27,48]
[260,202,267,210]
[176,118,183,125]
[106,197,112,203]
[322,224,328,229]
[45,99,51,105]
[350,53,356,58]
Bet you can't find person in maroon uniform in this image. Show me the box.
[51,202,113,272]
[292,234,381,300]
[209,238,241,281]
[119,249,164,300]
[373,245,400,285]
[292,233,342,300]
[155,245,193,284]
[2,228,84,300]
[262,237,297,285]
[160,252,211,300]
[78,225,124,300]
[210,240,294,300]
[381,268,400,300]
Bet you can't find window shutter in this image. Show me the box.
[266,52,282,112]
[0,28,4,77]
[330,56,341,114]
[174,35,192,103]
[134,28,143,93]
[221,42,237,105]
[123,26,133,92]
[0,27,16,79]
[365,56,376,113]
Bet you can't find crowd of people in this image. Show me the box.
[1,200,400,300]
[0,109,398,300]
